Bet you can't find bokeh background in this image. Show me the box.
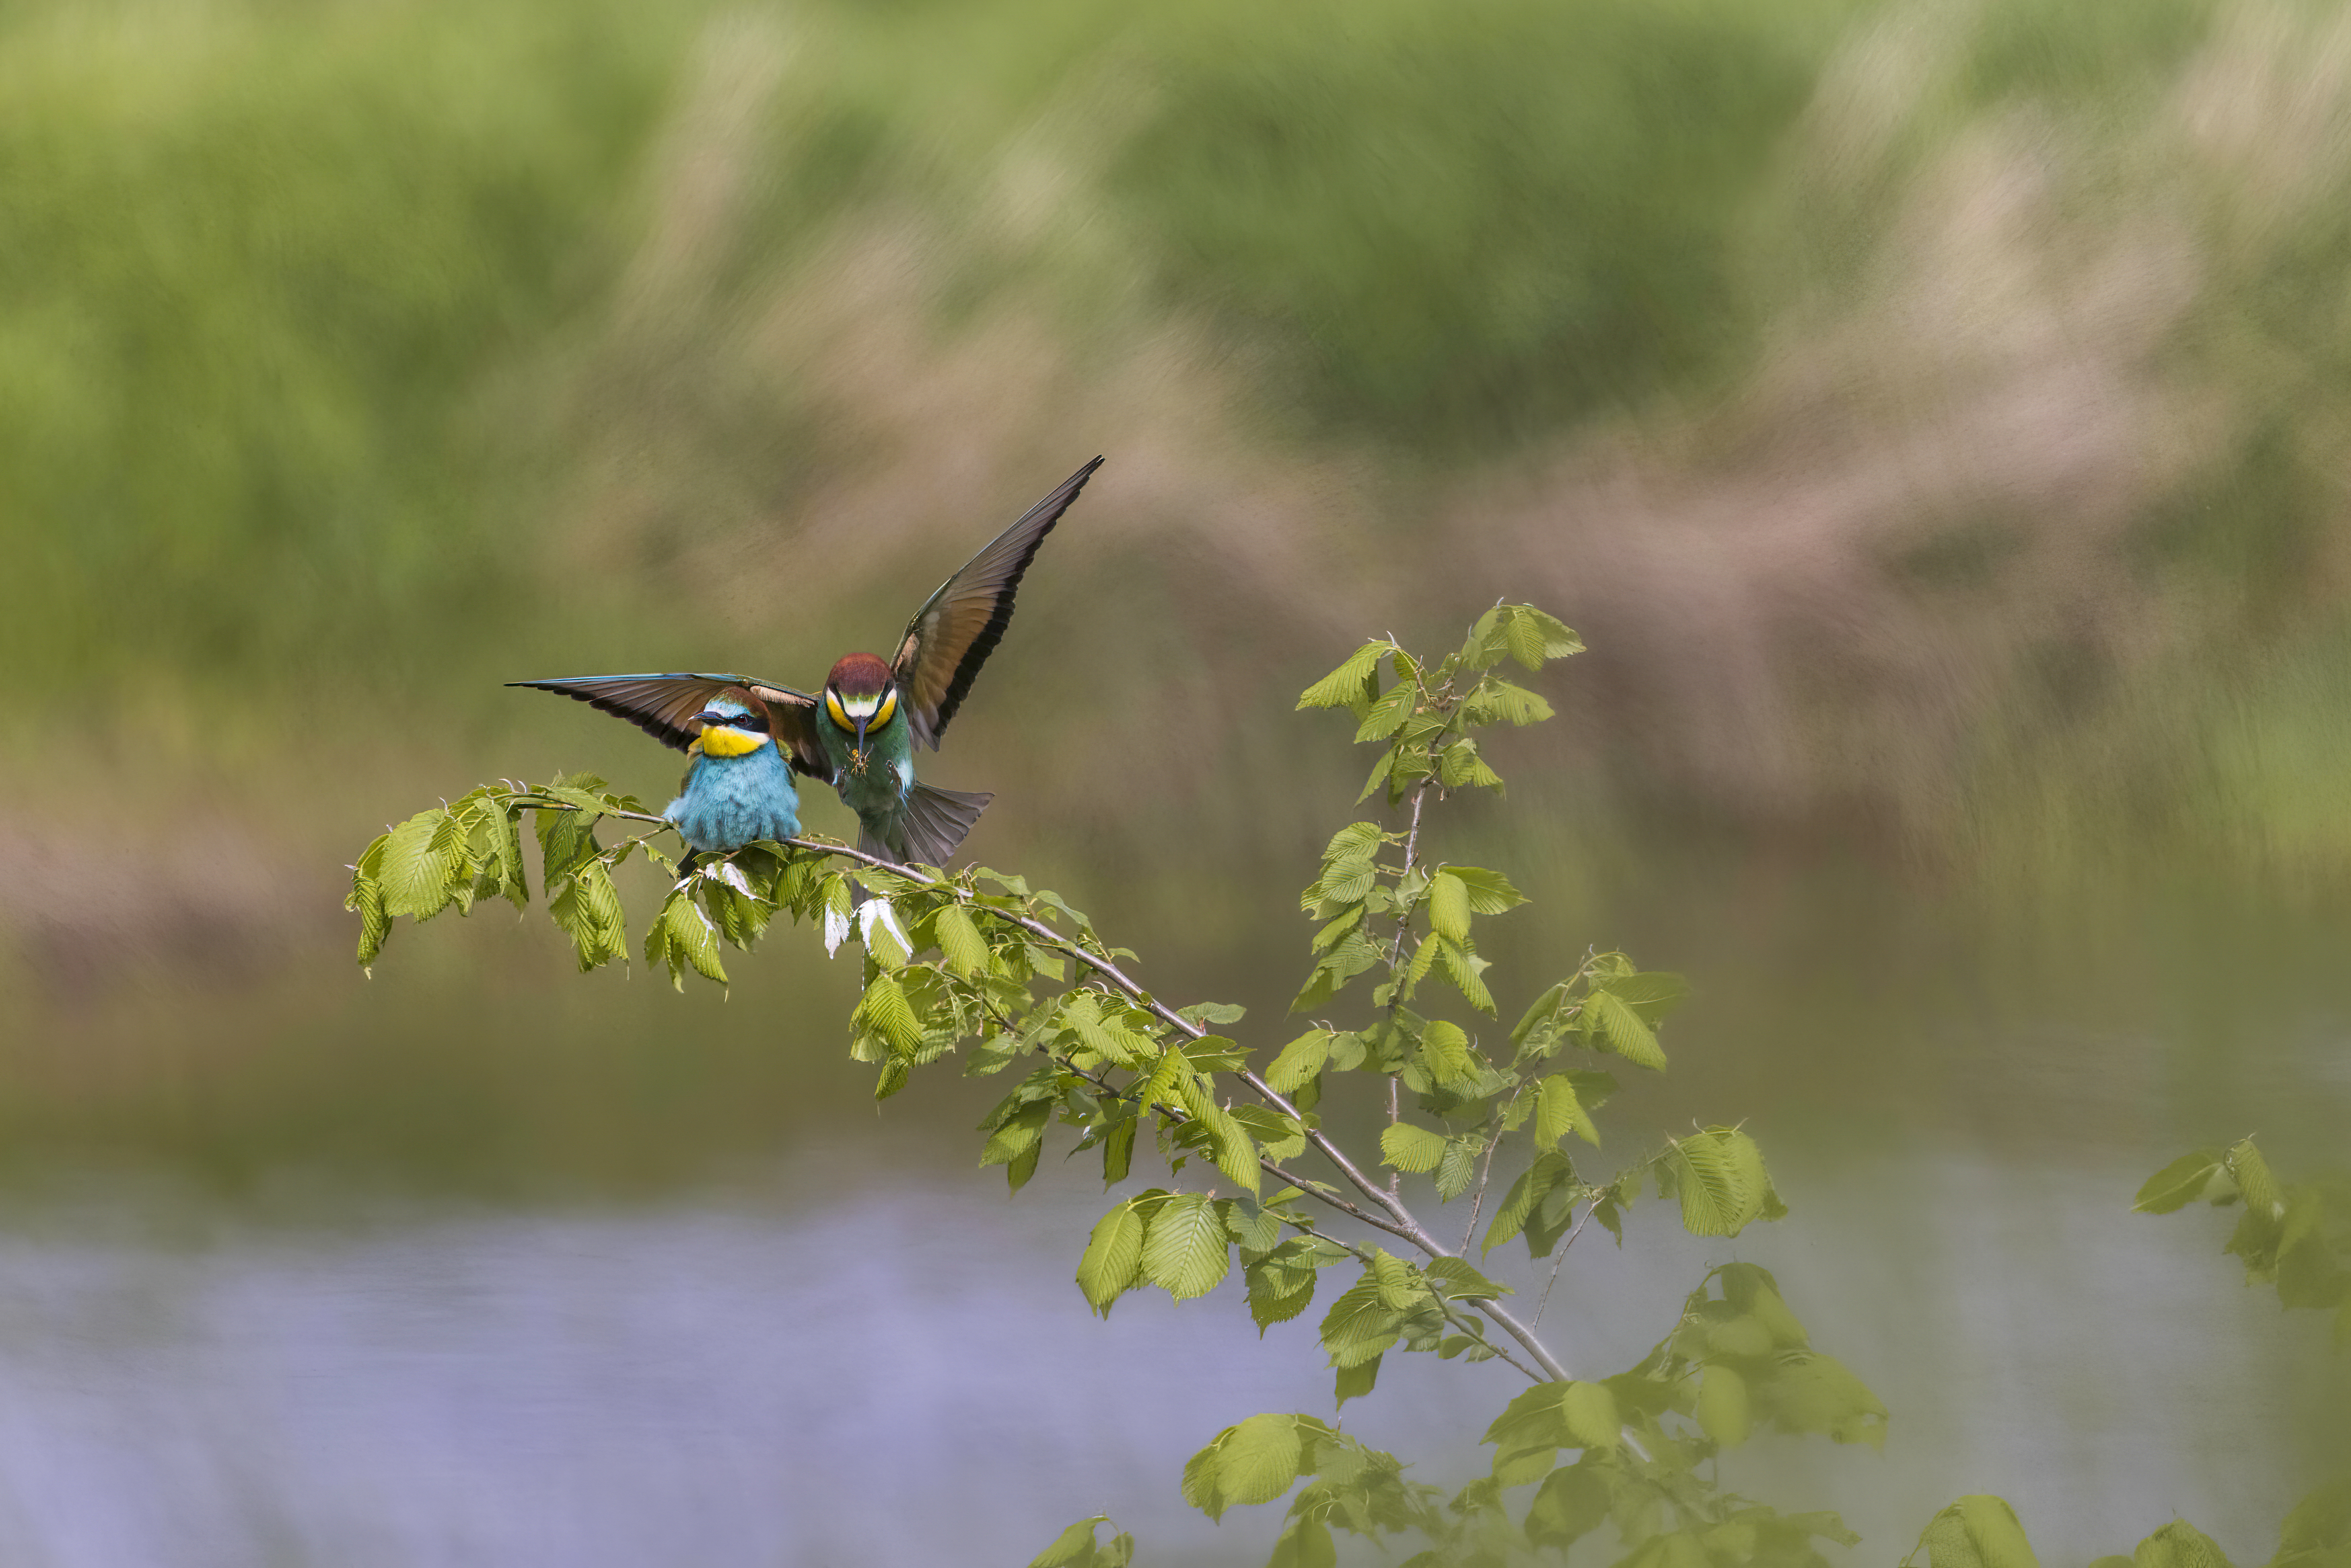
[4,0,2351,1562]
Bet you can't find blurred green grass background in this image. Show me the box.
[5,4,2351,1556]
[6,0,2351,1193]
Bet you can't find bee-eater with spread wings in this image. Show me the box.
[512,456,1102,866]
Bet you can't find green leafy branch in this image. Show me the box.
[347,605,1899,1568]
[2136,1136,2351,1336]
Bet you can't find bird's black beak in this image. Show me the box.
[694,709,727,727]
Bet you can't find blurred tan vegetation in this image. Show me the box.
[8,0,2351,1183]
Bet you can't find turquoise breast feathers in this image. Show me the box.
[664,741,801,852]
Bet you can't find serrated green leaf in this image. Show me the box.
[378,809,464,920]
[1504,610,1550,671]
[1697,1364,1752,1445]
[1438,939,1496,1016]
[1266,1028,1332,1094]
[694,868,768,949]
[979,1097,1052,1185]
[1605,970,1689,1022]
[2135,1149,2230,1214]
[1299,641,1388,711]
[1585,989,1666,1069]
[1425,1258,1511,1300]
[1206,1413,1305,1511]
[1427,872,1473,942]
[1380,1122,1448,1173]
[1403,933,1441,995]
[1353,683,1416,744]
[547,860,626,972]
[1076,1201,1146,1317]
[348,834,390,970]
[1231,1105,1308,1162]
[1316,821,1386,868]
[1494,605,1583,667]
[1334,1355,1380,1409]
[1461,606,1510,671]
[1535,1075,1598,1147]
[1419,1018,1477,1086]
[855,973,924,1057]
[2278,1478,2351,1559]
[1142,1193,1231,1300]
[486,804,530,909]
[1484,1151,1574,1256]
[1481,1380,1618,1452]
[1246,1240,1321,1332]
[1317,862,1375,908]
[1524,1463,1612,1549]
[1511,981,1571,1050]
[1223,1194,1283,1254]
[1469,677,1554,727]
[1270,1516,1337,1568]
[2226,1138,2288,1278]
[1762,1351,1887,1447]
[1178,1077,1261,1196]
[1029,1516,1110,1568]
[1922,1496,2040,1568]
[1560,1381,1619,1449]
[1320,1267,1405,1367]
[1101,1115,1136,1186]
[1134,1045,1199,1122]
[1182,1034,1249,1072]
[1445,866,1526,914]
[1434,1136,1479,1201]
[1060,994,1150,1069]
[1310,905,1365,954]
[932,902,990,978]
[2130,1519,2234,1568]
[1667,1128,1776,1238]
[646,888,728,989]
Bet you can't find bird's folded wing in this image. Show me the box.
[509,674,827,776]
[891,456,1102,751]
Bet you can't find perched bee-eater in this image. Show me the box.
[662,693,801,854]
[513,456,1101,866]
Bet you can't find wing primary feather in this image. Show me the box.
[893,456,1102,750]
[509,674,816,757]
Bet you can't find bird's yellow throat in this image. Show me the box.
[698,726,767,759]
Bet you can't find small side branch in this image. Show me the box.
[531,815,1582,1388]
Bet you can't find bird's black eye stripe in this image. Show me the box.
[697,705,770,733]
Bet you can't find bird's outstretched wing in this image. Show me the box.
[891,456,1102,751]
[509,674,828,776]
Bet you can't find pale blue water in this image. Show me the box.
[0,1143,2318,1568]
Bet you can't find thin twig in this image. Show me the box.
[509,797,673,830]
[1459,1106,1510,1254]
[1532,1203,1597,1332]
[1387,1079,1401,1199]
[1049,1056,1427,1250]
[1053,1055,1539,1380]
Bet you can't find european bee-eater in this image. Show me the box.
[661,693,801,854]
[513,456,1101,866]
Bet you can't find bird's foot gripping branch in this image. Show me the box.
[366,602,2351,1568]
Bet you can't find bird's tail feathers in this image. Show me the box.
[894,783,993,869]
